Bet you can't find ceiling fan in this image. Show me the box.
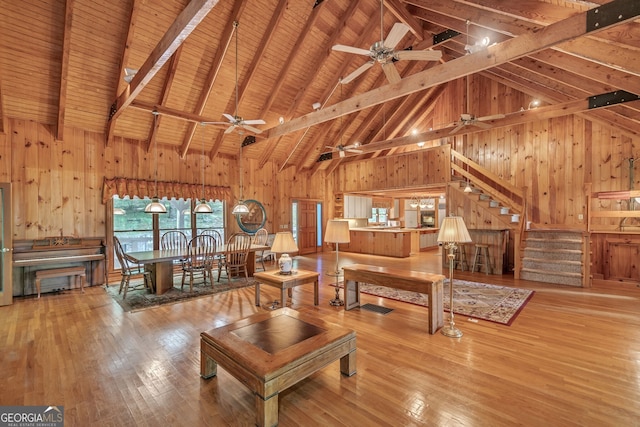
[203,21,265,135]
[325,142,363,158]
[449,21,504,135]
[332,0,442,84]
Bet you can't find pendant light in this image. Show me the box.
[145,111,167,214]
[193,123,213,214]
[230,23,248,215]
[231,139,249,215]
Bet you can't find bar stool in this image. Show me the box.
[452,244,468,271]
[471,244,492,275]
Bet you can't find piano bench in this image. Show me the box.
[35,266,86,298]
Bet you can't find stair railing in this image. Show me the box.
[451,149,529,279]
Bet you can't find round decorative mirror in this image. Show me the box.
[236,199,267,233]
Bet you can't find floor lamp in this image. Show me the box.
[324,220,350,306]
[437,215,472,338]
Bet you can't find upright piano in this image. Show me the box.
[13,236,107,297]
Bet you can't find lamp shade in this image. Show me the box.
[270,232,299,254]
[324,220,350,244]
[144,197,167,214]
[193,199,213,214]
[437,216,472,243]
[231,201,249,215]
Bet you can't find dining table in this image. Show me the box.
[126,244,269,295]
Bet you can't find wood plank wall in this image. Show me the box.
[0,118,326,241]
[333,75,640,230]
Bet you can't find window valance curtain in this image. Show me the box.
[102,177,231,204]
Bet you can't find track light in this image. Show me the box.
[465,37,490,54]
[123,67,138,84]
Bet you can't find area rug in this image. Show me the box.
[106,276,256,313]
[335,279,533,325]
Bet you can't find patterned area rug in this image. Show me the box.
[106,276,256,313]
[336,279,533,325]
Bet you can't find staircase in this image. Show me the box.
[520,230,585,287]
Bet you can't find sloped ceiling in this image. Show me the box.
[0,0,638,173]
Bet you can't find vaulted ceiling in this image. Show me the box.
[1,0,639,174]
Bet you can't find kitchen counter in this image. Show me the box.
[340,228,425,258]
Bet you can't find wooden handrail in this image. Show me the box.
[451,149,526,214]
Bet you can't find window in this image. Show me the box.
[369,208,388,224]
[113,196,225,268]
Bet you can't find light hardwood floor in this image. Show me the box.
[1,249,639,426]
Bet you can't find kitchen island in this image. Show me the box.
[339,227,424,258]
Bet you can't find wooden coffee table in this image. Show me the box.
[253,269,320,307]
[200,308,356,427]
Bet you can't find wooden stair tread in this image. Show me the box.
[522,257,581,265]
[520,267,582,278]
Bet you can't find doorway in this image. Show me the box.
[0,183,12,306]
[293,199,322,255]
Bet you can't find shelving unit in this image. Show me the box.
[334,193,344,218]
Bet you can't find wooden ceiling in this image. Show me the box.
[1,0,639,173]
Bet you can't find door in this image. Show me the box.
[297,200,318,255]
[0,183,12,306]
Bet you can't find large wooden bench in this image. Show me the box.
[35,266,86,298]
[342,264,445,334]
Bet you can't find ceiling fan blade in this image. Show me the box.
[477,113,506,121]
[242,119,266,125]
[332,44,371,56]
[241,124,263,134]
[347,149,363,154]
[382,62,401,84]
[339,150,346,158]
[472,122,492,129]
[383,23,410,49]
[341,61,374,84]
[449,123,466,135]
[224,125,237,134]
[222,113,236,123]
[394,49,442,61]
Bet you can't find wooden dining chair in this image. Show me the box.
[252,228,269,271]
[113,236,153,298]
[218,233,252,282]
[181,235,217,291]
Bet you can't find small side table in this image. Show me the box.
[254,269,320,308]
[326,271,344,306]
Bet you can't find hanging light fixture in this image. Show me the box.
[419,197,428,209]
[231,139,249,215]
[464,183,473,193]
[193,123,213,214]
[409,195,419,209]
[145,111,167,214]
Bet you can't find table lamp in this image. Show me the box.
[324,220,350,306]
[437,215,472,338]
[270,232,298,275]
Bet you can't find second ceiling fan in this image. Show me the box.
[332,0,442,84]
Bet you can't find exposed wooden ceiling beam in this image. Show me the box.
[384,0,424,40]
[145,46,183,153]
[179,0,248,158]
[261,0,639,141]
[258,0,362,168]
[337,95,639,159]
[106,0,220,144]
[255,1,329,168]
[55,0,73,141]
[408,0,640,77]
